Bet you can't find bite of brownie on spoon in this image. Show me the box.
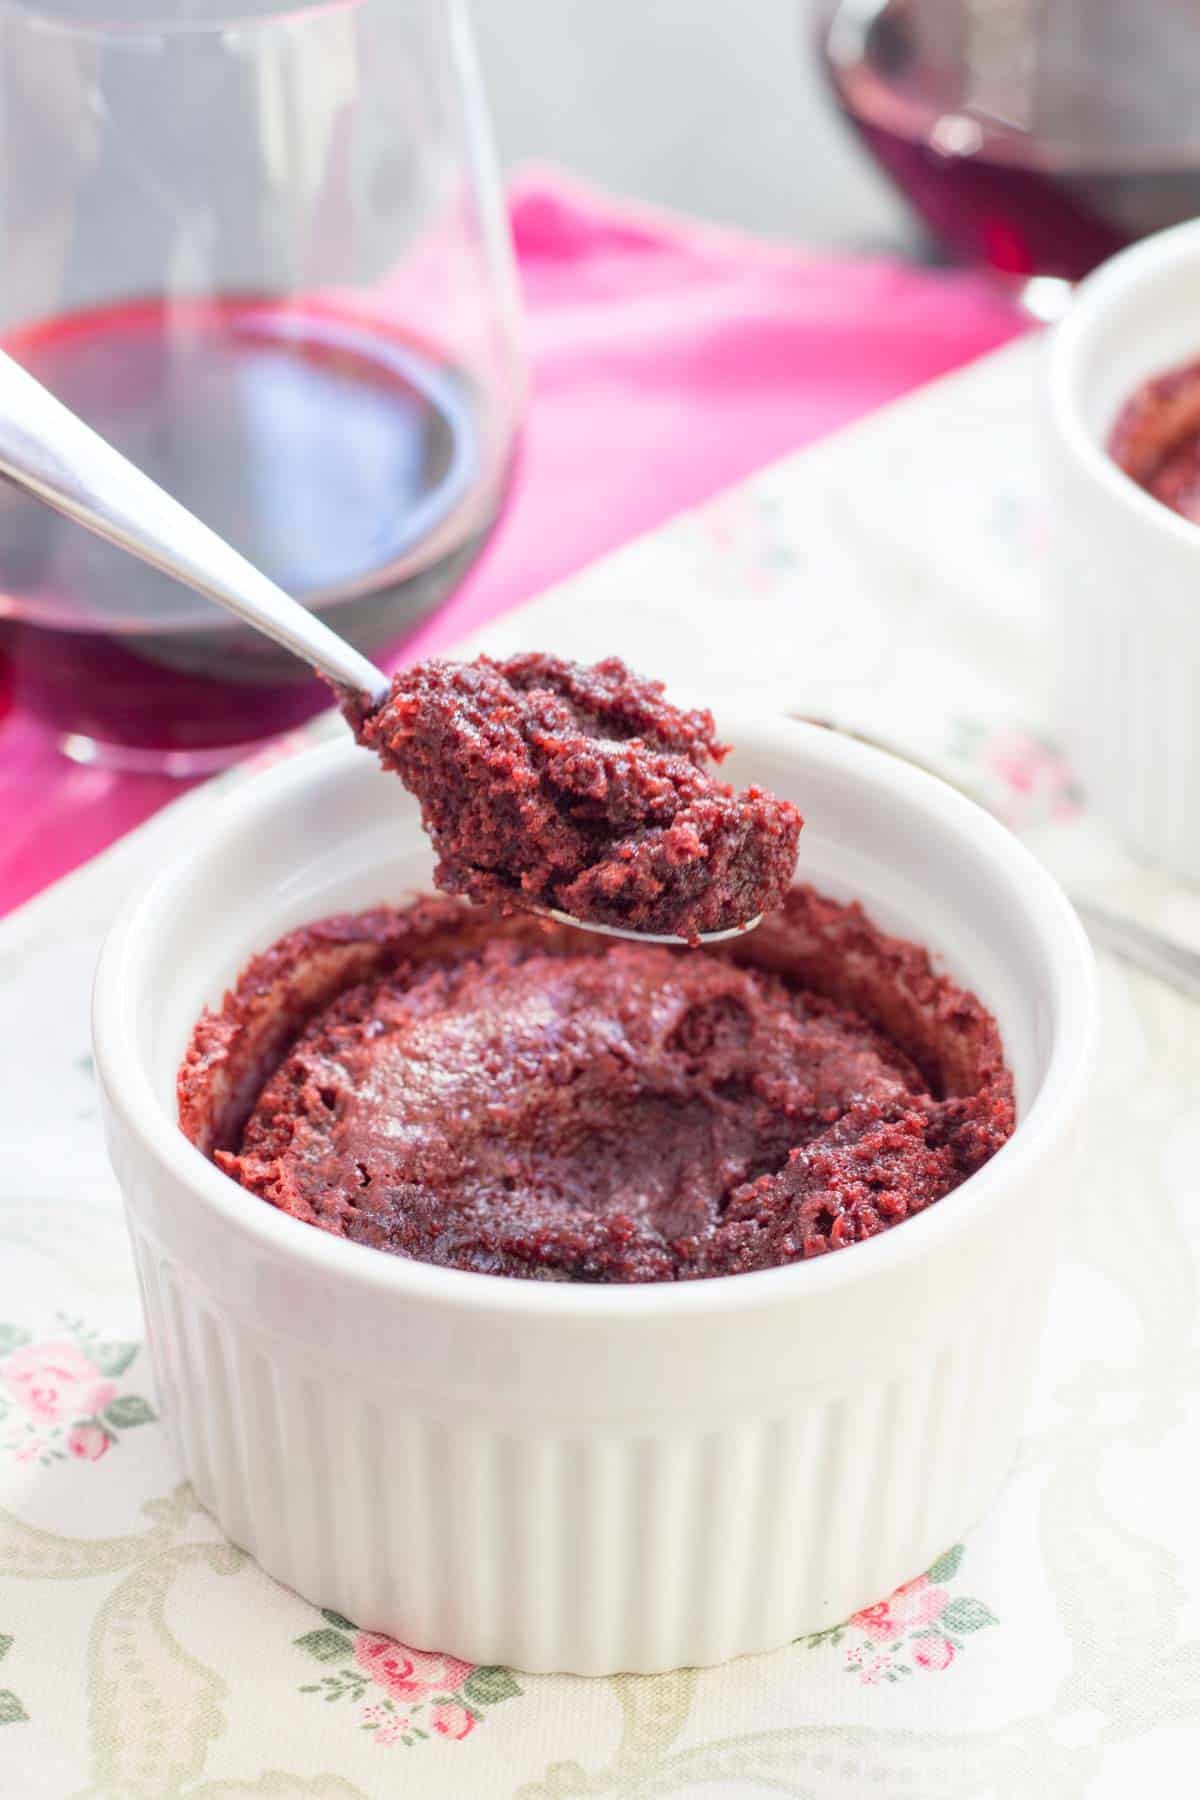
[343,652,803,948]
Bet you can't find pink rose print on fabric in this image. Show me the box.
[912,1634,956,1671]
[431,1700,475,1740]
[703,490,798,593]
[4,1343,115,1425]
[297,1610,521,1749]
[850,1573,949,1643]
[946,718,1082,828]
[354,1635,473,1704]
[800,1544,996,1683]
[984,734,1065,802]
[0,1322,154,1467]
[66,1422,112,1462]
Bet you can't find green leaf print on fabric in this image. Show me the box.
[91,1341,140,1380]
[0,1689,27,1726]
[0,1632,24,1727]
[462,1666,522,1706]
[927,1545,965,1583]
[940,1597,998,1634]
[296,1630,356,1665]
[103,1394,156,1429]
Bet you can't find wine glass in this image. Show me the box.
[0,0,524,772]
[814,0,1200,317]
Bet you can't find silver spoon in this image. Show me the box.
[0,348,759,947]
[0,347,390,704]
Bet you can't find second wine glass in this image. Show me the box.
[816,0,1200,312]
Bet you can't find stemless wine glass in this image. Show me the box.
[0,0,523,771]
[814,0,1200,317]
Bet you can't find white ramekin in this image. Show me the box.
[1047,219,1200,883]
[93,720,1095,1675]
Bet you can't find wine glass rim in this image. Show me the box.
[0,0,366,41]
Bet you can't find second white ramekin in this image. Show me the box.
[93,720,1095,1674]
[1048,219,1200,883]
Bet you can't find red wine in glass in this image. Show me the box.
[821,0,1200,288]
[0,298,510,768]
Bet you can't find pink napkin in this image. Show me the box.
[0,171,1025,916]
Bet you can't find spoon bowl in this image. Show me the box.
[533,905,764,945]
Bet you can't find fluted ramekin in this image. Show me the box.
[1048,219,1200,881]
[93,719,1094,1674]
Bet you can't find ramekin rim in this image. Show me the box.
[92,717,1097,1322]
[1048,217,1200,551]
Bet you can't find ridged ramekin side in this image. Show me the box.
[129,1225,1043,1675]
[1056,520,1200,881]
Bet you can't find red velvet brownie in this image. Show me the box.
[344,653,802,943]
[181,888,1014,1283]
[1110,355,1200,522]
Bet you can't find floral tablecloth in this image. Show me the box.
[3,336,1200,1798]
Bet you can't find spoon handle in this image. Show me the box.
[794,712,1200,1005]
[0,348,390,704]
[1071,898,1200,1002]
